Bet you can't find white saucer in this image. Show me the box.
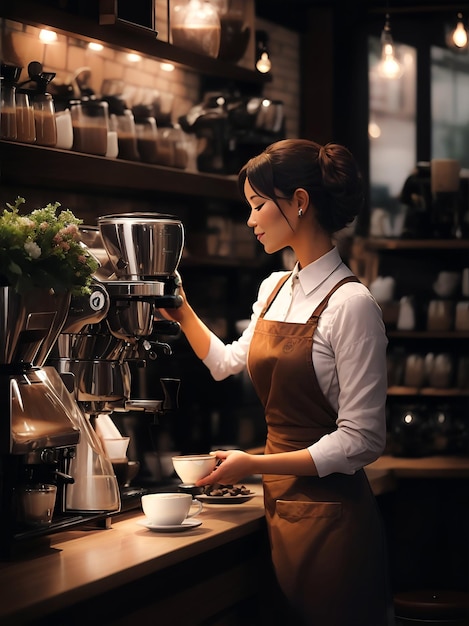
[137,518,202,533]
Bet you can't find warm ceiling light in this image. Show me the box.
[376,13,404,79]
[127,53,141,63]
[160,62,175,72]
[447,13,469,50]
[39,29,58,43]
[88,42,104,52]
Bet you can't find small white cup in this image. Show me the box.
[19,484,57,526]
[102,436,130,460]
[141,493,203,525]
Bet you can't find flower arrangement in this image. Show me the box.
[0,197,98,295]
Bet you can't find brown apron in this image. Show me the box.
[248,275,393,626]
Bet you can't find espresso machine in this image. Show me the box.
[0,286,81,557]
[50,213,184,507]
[179,91,285,174]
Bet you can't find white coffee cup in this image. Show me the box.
[172,454,217,485]
[141,493,203,525]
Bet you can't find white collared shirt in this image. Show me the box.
[203,247,388,477]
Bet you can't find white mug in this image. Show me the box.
[141,492,203,525]
[427,353,454,389]
[369,276,395,304]
[397,296,416,331]
[427,300,454,331]
[404,354,426,387]
[455,301,469,331]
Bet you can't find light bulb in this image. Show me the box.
[256,51,271,74]
[376,14,404,79]
[453,22,468,47]
[368,121,381,139]
[449,14,468,49]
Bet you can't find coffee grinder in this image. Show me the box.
[51,213,184,507]
[0,286,81,557]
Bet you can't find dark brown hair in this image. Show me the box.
[238,139,364,234]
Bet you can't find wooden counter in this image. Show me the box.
[0,486,270,626]
[1,458,468,625]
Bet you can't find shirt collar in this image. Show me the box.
[292,247,343,296]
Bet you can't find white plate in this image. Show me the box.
[195,494,255,505]
[137,518,202,532]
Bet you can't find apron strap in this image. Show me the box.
[260,273,292,318]
[308,276,360,322]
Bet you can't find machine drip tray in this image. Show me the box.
[13,512,113,542]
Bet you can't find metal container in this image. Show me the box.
[98,213,184,279]
[0,286,71,366]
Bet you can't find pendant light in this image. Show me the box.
[256,30,272,74]
[377,13,404,79]
[447,13,469,51]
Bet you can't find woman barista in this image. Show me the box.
[161,139,393,625]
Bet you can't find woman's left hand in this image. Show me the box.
[195,450,255,486]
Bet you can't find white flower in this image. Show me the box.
[24,241,41,259]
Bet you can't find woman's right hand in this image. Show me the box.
[157,274,212,359]
[158,282,188,324]
[157,272,190,323]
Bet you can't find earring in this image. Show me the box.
[298,208,303,217]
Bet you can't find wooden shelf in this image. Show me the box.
[388,386,469,397]
[387,330,469,339]
[363,237,469,251]
[368,454,469,479]
[0,141,240,201]
[1,1,269,86]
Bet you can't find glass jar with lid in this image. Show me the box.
[16,91,36,143]
[171,0,221,58]
[0,78,17,140]
[33,93,57,147]
[70,99,109,156]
